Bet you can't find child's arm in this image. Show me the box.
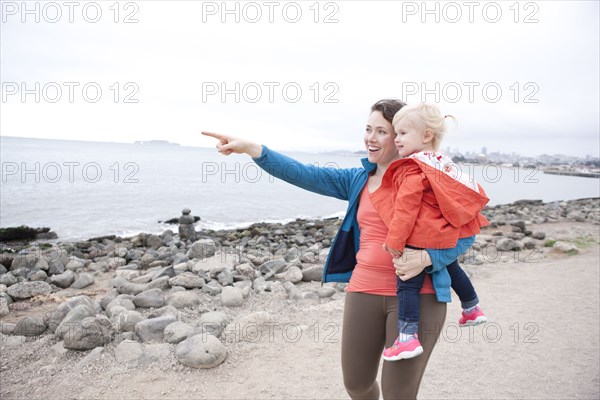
[384,172,427,254]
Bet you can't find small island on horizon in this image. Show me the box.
[133,140,180,146]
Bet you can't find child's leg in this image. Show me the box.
[396,271,426,335]
[446,260,479,310]
[383,271,427,360]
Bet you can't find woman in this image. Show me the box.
[202,99,473,399]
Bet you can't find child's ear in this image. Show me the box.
[423,129,434,144]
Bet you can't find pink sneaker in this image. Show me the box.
[459,305,487,326]
[382,334,423,361]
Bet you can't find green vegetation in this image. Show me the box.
[544,239,557,247]
[573,236,599,249]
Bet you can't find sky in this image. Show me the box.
[1,0,599,157]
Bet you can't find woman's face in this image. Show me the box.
[364,111,400,167]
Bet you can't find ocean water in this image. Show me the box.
[1,136,598,241]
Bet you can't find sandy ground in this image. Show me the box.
[1,222,599,399]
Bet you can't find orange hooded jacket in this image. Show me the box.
[370,155,490,251]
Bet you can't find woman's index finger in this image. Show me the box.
[201,131,229,143]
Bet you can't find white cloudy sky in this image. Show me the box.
[1,0,598,157]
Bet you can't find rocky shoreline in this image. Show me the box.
[0,197,598,371]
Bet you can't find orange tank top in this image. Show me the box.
[346,186,435,296]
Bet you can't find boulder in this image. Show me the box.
[0,298,9,317]
[138,343,172,367]
[166,291,201,309]
[552,241,580,255]
[301,266,323,282]
[220,286,244,307]
[0,273,18,287]
[187,239,217,260]
[105,297,135,317]
[114,340,143,363]
[132,288,166,308]
[13,316,46,336]
[112,310,145,332]
[164,321,194,344]
[63,315,113,350]
[7,281,52,300]
[284,266,303,283]
[56,304,98,339]
[48,296,96,333]
[175,334,227,369]
[317,287,336,298]
[71,273,95,289]
[496,238,520,251]
[50,270,75,288]
[134,315,177,343]
[148,305,180,320]
[196,311,229,338]
[168,274,205,289]
[258,259,287,280]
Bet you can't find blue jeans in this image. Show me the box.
[396,270,426,335]
[447,260,479,309]
[397,257,479,335]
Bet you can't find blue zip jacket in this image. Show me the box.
[253,146,475,303]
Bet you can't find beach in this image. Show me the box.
[0,199,599,399]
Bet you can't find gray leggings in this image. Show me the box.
[342,292,447,400]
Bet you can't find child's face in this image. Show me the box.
[394,117,430,157]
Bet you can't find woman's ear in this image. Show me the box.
[422,129,434,144]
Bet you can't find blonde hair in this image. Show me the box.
[392,103,456,151]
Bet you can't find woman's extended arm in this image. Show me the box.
[202,131,357,201]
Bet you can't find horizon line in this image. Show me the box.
[1,134,597,160]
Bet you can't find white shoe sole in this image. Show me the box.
[459,316,488,327]
[382,346,423,361]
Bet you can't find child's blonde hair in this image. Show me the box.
[392,103,456,151]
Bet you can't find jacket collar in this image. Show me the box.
[360,157,378,173]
